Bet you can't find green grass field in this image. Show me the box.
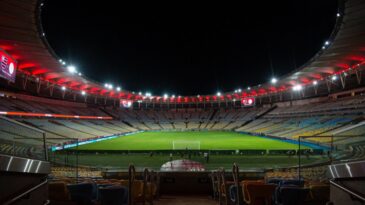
[53,153,326,170]
[75,131,308,150]
[53,131,327,170]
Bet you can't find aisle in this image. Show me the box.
[154,195,218,205]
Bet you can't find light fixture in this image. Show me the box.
[313,81,318,85]
[104,83,109,88]
[145,92,152,97]
[238,89,242,92]
[61,86,66,91]
[292,84,302,91]
[325,41,330,45]
[81,91,86,95]
[332,75,337,81]
[67,65,77,73]
[271,77,278,84]
[78,72,82,76]
[247,87,251,90]
[164,94,168,99]
[138,92,142,95]
[217,92,221,96]
[116,87,121,92]
[337,13,340,17]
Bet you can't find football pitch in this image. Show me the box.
[75,131,309,150]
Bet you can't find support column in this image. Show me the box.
[326,80,331,93]
[355,69,362,85]
[340,73,346,89]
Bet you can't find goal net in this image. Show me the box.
[172,140,201,150]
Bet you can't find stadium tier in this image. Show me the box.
[1,0,365,204]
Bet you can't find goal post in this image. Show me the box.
[172,140,201,150]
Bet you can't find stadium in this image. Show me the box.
[0,0,364,205]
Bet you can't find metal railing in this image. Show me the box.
[3,178,48,205]
[329,179,365,202]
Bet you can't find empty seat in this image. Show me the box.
[275,186,309,205]
[98,185,128,205]
[244,183,276,205]
[67,183,97,205]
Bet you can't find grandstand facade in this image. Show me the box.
[0,0,365,204]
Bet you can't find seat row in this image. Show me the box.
[49,165,158,205]
[212,164,330,205]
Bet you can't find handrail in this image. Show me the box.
[3,179,48,205]
[128,164,136,205]
[232,163,240,205]
[329,179,365,202]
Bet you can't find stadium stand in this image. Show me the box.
[1,0,365,204]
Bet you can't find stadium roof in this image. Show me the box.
[0,0,364,103]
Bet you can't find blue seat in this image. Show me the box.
[267,178,283,185]
[98,185,128,205]
[67,183,96,205]
[279,179,304,187]
[275,186,309,205]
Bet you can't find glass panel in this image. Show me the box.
[0,117,46,160]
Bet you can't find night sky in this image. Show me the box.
[41,1,338,96]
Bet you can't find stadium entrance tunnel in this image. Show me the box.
[160,159,205,171]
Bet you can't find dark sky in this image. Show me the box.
[41,1,338,96]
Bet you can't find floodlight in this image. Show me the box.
[67,65,77,73]
[313,81,318,85]
[271,77,278,84]
[292,84,302,91]
[61,86,66,91]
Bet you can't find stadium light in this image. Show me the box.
[216,92,221,97]
[171,95,175,98]
[138,92,142,95]
[337,13,341,17]
[313,80,318,85]
[67,65,77,74]
[116,87,121,92]
[247,87,251,90]
[78,72,82,76]
[59,59,63,63]
[271,77,278,84]
[62,61,66,65]
[81,91,86,95]
[163,94,168,99]
[104,83,109,88]
[237,88,242,92]
[145,92,152,97]
[332,75,337,81]
[292,84,302,91]
[324,41,330,46]
[61,86,66,91]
